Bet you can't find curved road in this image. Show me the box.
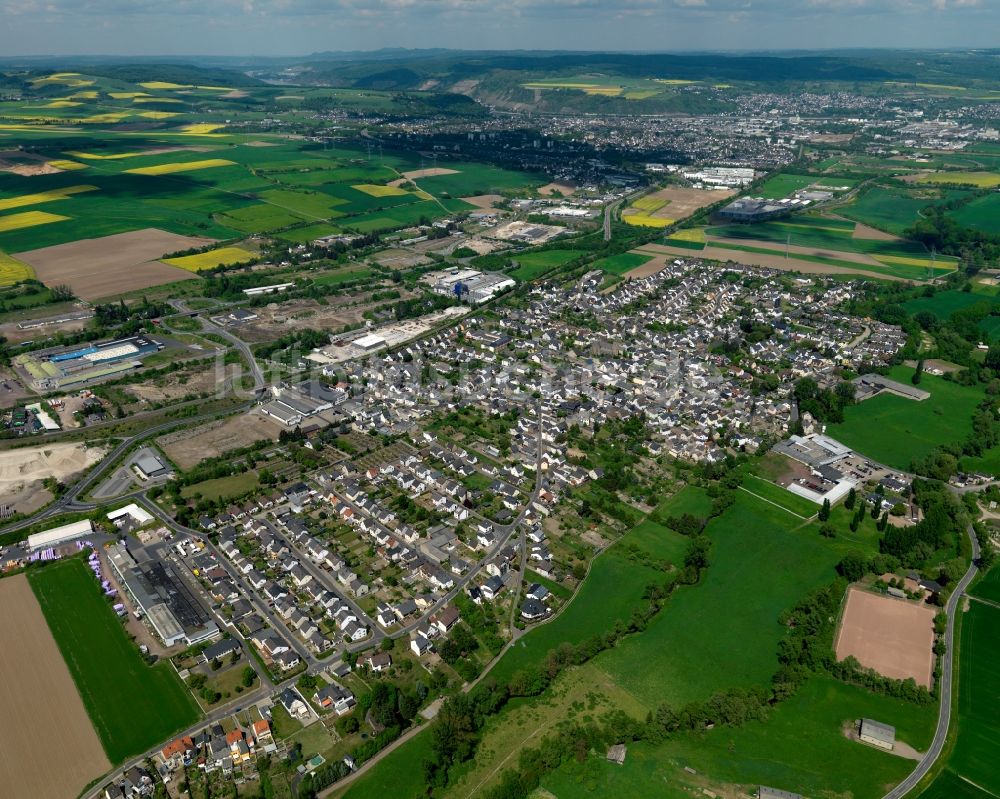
[882,523,980,799]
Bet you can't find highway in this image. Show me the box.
[881,522,980,799]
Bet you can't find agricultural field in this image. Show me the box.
[592,252,654,275]
[841,185,970,235]
[490,487,703,685]
[0,572,110,799]
[593,490,847,707]
[509,249,583,281]
[412,162,546,198]
[949,193,1000,235]
[702,218,957,281]
[913,171,1000,188]
[29,558,201,764]
[162,245,256,272]
[917,598,1000,799]
[541,676,934,799]
[0,250,33,285]
[828,365,985,470]
[903,289,1000,322]
[13,228,204,301]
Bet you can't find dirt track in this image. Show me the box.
[14,228,208,301]
[0,575,110,798]
[835,587,935,687]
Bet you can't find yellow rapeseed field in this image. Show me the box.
[623,214,674,229]
[47,160,88,171]
[126,159,235,176]
[178,123,225,134]
[0,185,97,212]
[669,227,707,243]
[353,183,411,197]
[631,195,669,213]
[0,251,34,285]
[915,171,1000,188]
[163,246,255,272]
[0,211,70,233]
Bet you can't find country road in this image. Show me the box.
[881,523,980,799]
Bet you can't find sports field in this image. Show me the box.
[834,587,935,687]
[828,365,984,469]
[0,572,110,799]
[918,599,1000,799]
[29,558,201,764]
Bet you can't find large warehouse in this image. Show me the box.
[27,519,94,551]
[107,541,218,647]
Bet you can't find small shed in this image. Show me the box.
[606,744,627,765]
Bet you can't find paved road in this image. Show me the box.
[169,299,266,393]
[881,523,980,799]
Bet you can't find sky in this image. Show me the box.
[0,0,996,56]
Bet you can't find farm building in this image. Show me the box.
[759,787,803,799]
[26,519,94,551]
[859,718,896,751]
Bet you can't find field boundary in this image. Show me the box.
[738,483,810,520]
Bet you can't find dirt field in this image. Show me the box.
[0,442,106,510]
[126,362,225,406]
[14,228,209,301]
[644,186,735,220]
[0,150,63,176]
[834,587,935,687]
[640,242,909,282]
[538,182,577,197]
[159,409,283,469]
[460,194,505,211]
[851,222,900,241]
[400,167,459,180]
[371,249,432,269]
[0,574,110,798]
[234,294,412,344]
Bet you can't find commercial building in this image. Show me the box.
[718,196,809,223]
[134,450,171,481]
[859,718,896,751]
[27,519,94,551]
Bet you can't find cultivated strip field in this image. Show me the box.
[835,587,935,687]
[29,559,201,764]
[14,228,207,300]
[0,574,110,799]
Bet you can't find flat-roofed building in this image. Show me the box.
[27,519,94,551]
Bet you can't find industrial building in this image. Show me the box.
[27,519,94,552]
[428,268,515,305]
[133,449,171,481]
[15,335,163,391]
[718,196,810,223]
[107,540,218,647]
